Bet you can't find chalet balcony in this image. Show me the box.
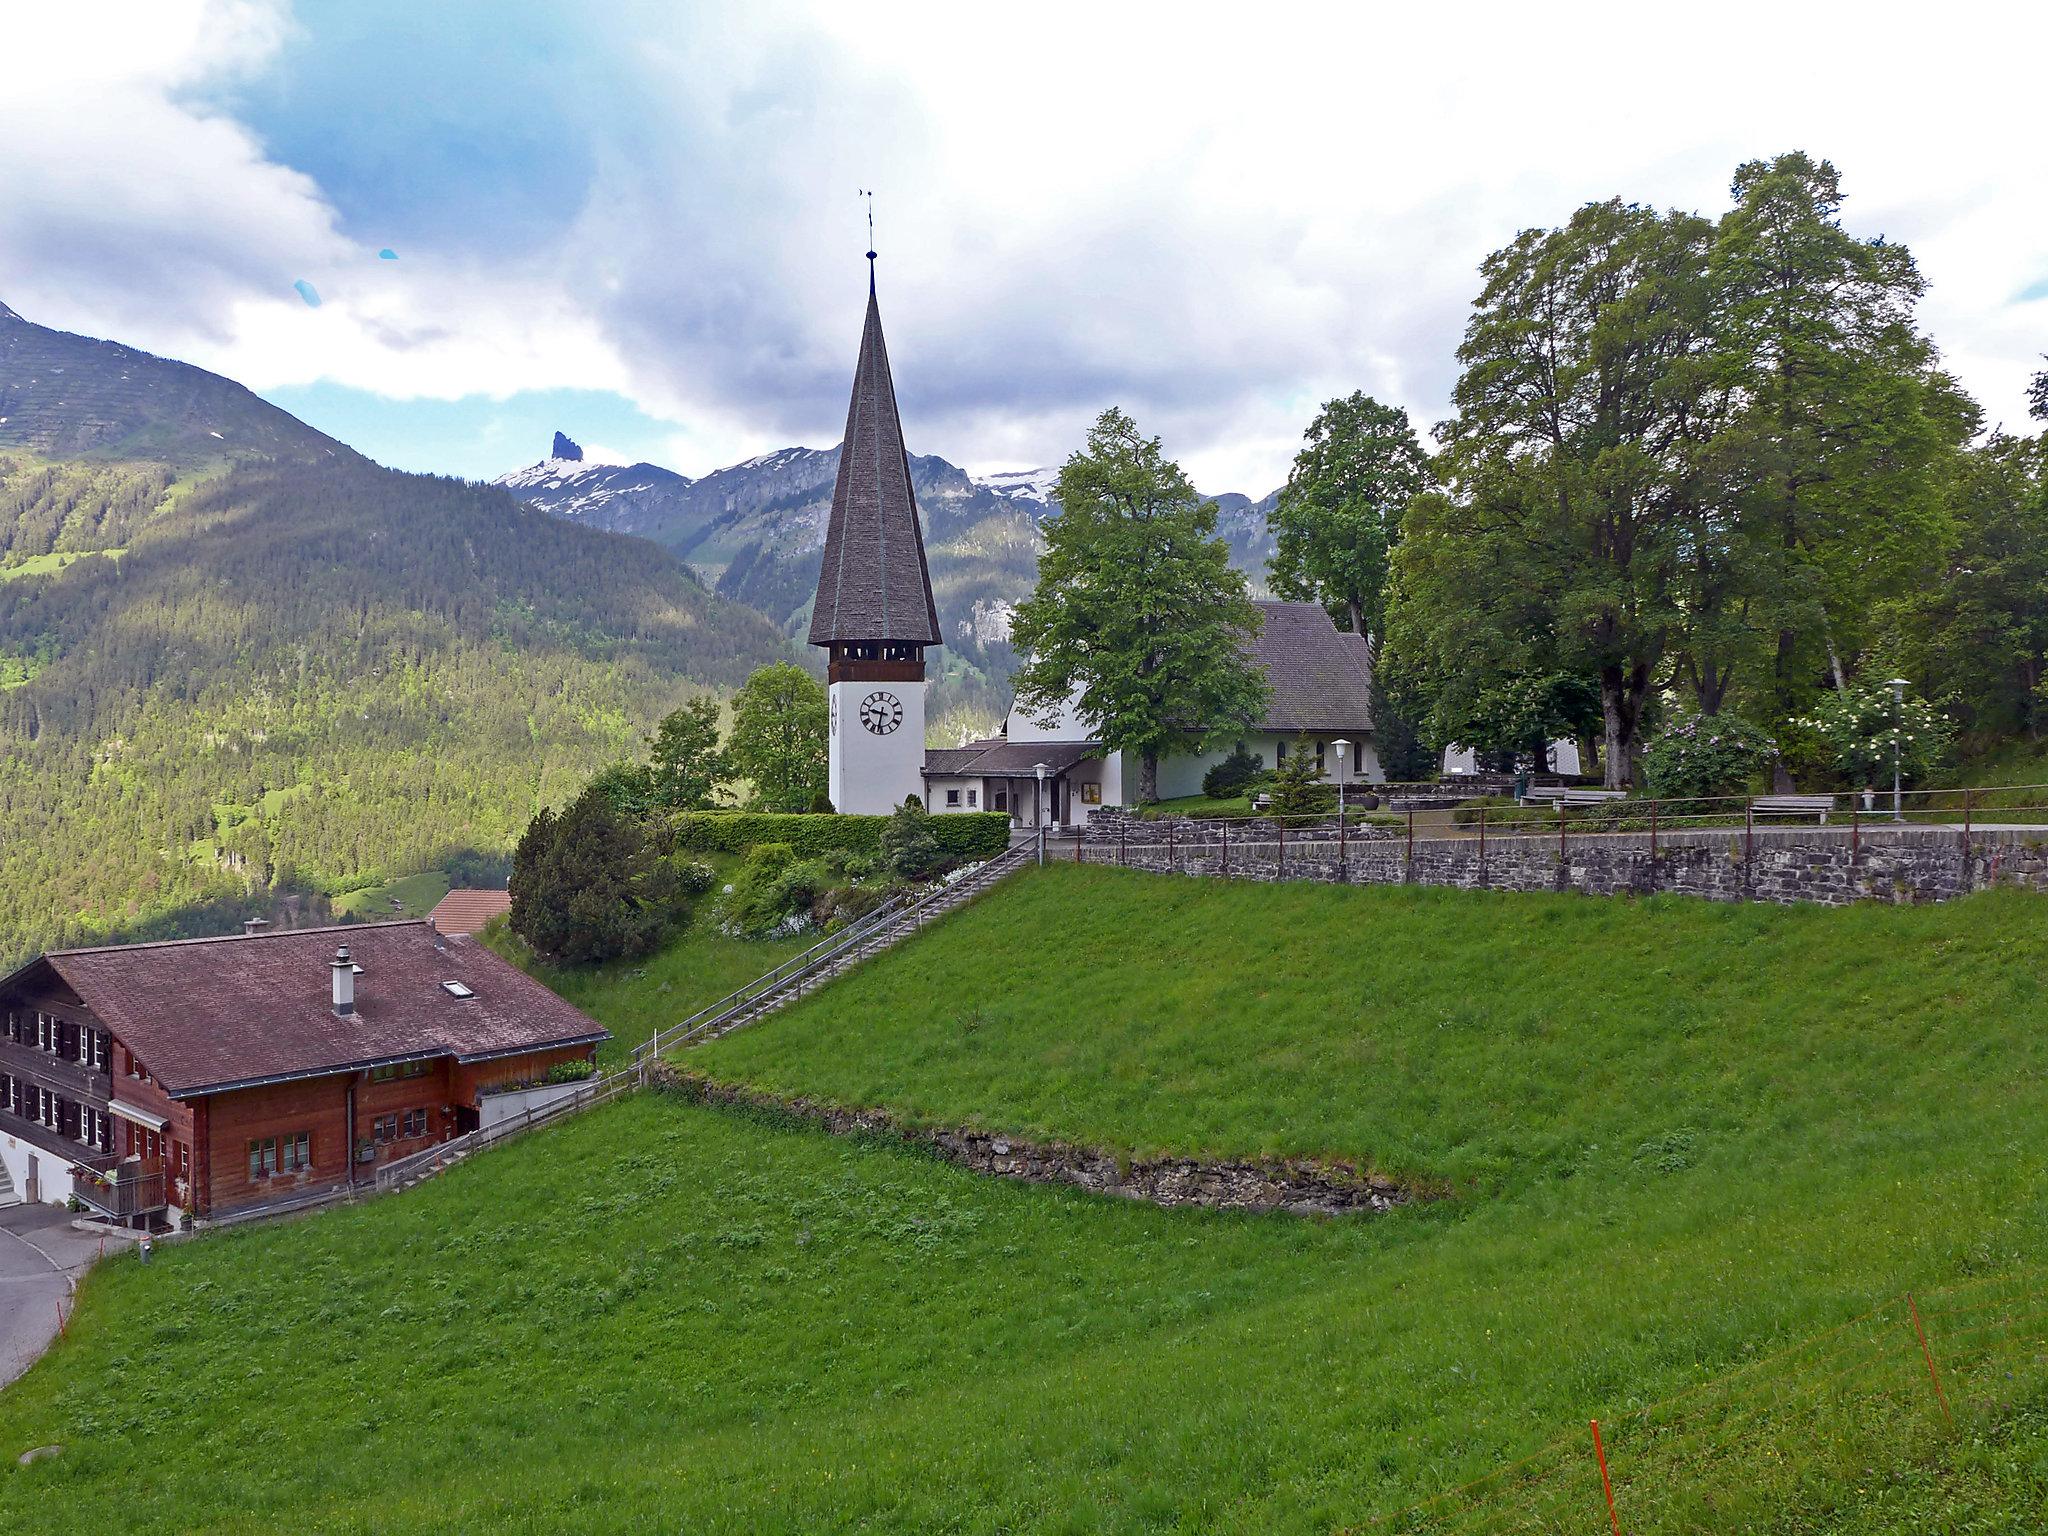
[72,1157,168,1220]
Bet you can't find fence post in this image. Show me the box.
[1477,805,1486,887]
[1745,797,1754,886]
[1278,819,1286,879]
[1074,831,1082,864]
[1648,798,1657,892]
[1221,820,1229,877]
[1851,794,1861,868]
[1590,1420,1621,1536]
[1907,1292,1954,1427]
[1558,801,1566,865]
[1963,787,1974,892]
[1407,807,1415,882]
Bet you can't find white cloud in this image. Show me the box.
[3,0,2044,490]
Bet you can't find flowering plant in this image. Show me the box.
[1789,683,1952,788]
[1641,714,1777,801]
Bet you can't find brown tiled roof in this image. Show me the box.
[1247,601,1375,734]
[807,268,942,646]
[23,921,608,1097]
[427,887,512,935]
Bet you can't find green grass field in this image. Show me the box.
[332,869,453,920]
[5,869,2047,1531]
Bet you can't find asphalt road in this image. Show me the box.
[0,1204,105,1390]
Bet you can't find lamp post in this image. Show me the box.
[1331,738,1351,823]
[1033,761,1048,865]
[1886,678,1909,823]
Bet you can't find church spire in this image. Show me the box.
[807,256,941,648]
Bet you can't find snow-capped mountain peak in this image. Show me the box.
[972,466,1063,504]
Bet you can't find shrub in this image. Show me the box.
[1788,683,1953,789]
[715,843,824,938]
[672,858,717,897]
[1269,737,1333,818]
[1641,715,1777,802]
[510,787,681,965]
[673,811,1010,863]
[881,798,944,880]
[1201,744,1264,799]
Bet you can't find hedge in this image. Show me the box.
[673,811,1011,863]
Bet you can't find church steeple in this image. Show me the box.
[807,261,942,650]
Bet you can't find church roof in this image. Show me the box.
[1248,601,1375,734]
[924,737,1105,778]
[808,266,942,647]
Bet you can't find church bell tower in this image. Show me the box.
[808,251,942,815]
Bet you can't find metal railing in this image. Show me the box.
[370,1067,638,1193]
[631,842,1033,1068]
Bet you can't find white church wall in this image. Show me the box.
[925,776,986,814]
[1158,733,1383,799]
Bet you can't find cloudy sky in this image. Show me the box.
[5,1,2045,492]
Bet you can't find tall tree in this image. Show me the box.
[1011,409,1267,803]
[723,662,827,813]
[1706,152,1975,716]
[1892,433,2048,738]
[1267,392,1427,659]
[645,695,725,811]
[1393,199,1723,787]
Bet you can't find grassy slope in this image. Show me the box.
[488,863,809,1070]
[4,872,2047,1531]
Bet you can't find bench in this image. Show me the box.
[1753,794,1835,823]
[1534,788,1629,809]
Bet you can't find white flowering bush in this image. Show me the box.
[1789,683,1952,788]
[1641,715,1777,802]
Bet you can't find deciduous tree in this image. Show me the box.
[646,695,725,810]
[1011,409,1267,803]
[724,662,827,813]
[1267,392,1427,659]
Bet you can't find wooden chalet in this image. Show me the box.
[0,919,607,1225]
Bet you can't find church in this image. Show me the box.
[808,258,1380,825]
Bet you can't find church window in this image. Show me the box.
[1081,783,1101,805]
[945,789,961,807]
[967,789,978,807]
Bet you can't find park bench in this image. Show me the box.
[1752,794,1836,823]
[1534,788,1628,809]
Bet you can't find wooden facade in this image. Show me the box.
[0,922,607,1225]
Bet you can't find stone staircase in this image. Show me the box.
[0,1157,18,1208]
[635,842,1032,1066]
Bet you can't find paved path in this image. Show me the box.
[0,1205,107,1390]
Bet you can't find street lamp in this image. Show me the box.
[1886,678,1909,823]
[1033,761,1049,865]
[1331,738,1351,823]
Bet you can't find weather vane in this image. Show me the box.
[859,188,876,262]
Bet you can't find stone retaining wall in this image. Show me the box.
[1081,810,2048,906]
[655,1068,1416,1216]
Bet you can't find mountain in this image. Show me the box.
[0,298,351,466]
[0,303,795,963]
[495,437,1281,735]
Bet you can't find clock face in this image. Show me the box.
[858,690,903,735]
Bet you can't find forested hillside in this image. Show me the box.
[0,306,794,964]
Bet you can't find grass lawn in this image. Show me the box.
[332,869,452,920]
[487,857,809,1071]
[4,869,2047,1531]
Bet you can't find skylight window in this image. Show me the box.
[441,980,476,999]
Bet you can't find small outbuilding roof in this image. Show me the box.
[427,887,512,935]
[12,920,608,1097]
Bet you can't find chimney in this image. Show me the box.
[331,945,355,1017]
[243,917,270,937]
